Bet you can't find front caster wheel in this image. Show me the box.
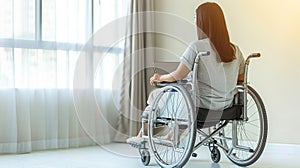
[211,147,221,163]
[141,150,150,166]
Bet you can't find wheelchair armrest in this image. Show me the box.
[155,80,189,87]
[155,81,177,87]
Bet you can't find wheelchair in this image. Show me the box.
[134,52,268,168]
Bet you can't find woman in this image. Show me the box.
[127,2,244,145]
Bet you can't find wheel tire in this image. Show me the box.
[141,150,150,166]
[211,147,221,163]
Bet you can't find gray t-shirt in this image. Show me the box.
[180,38,245,110]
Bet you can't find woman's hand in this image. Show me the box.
[150,73,161,86]
[149,64,190,86]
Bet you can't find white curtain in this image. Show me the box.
[0,43,95,154]
[0,0,129,153]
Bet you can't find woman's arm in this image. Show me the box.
[150,63,190,86]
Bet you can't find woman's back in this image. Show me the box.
[180,38,244,110]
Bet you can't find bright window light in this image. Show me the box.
[0,0,128,89]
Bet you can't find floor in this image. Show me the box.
[0,143,299,168]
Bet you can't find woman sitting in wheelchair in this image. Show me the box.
[127,2,244,146]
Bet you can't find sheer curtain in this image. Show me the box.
[114,0,155,142]
[0,0,128,153]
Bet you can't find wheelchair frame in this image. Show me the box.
[136,52,268,168]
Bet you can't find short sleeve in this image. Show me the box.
[180,43,198,70]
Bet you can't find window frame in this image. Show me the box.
[0,0,124,89]
[0,0,122,54]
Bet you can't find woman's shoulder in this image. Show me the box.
[188,38,211,52]
[189,38,210,46]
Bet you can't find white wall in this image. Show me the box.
[154,0,300,144]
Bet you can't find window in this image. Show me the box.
[0,0,128,89]
[42,0,88,43]
[0,0,35,39]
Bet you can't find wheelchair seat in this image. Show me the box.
[197,104,243,128]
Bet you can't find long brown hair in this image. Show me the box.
[196,2,235,62]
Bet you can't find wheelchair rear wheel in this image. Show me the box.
[221,85,268,167]
[148,84,196,168]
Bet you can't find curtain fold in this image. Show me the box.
[114,0,155,142]
[0,88,96,154]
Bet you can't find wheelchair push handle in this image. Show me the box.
[195,51,210,63]
[199,51,210,56]
[195,51,210,60]
[247,53,261,60]
[249,53,261,58]
[245,53,261,64]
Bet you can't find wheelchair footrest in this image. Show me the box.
[129,143,142,149]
